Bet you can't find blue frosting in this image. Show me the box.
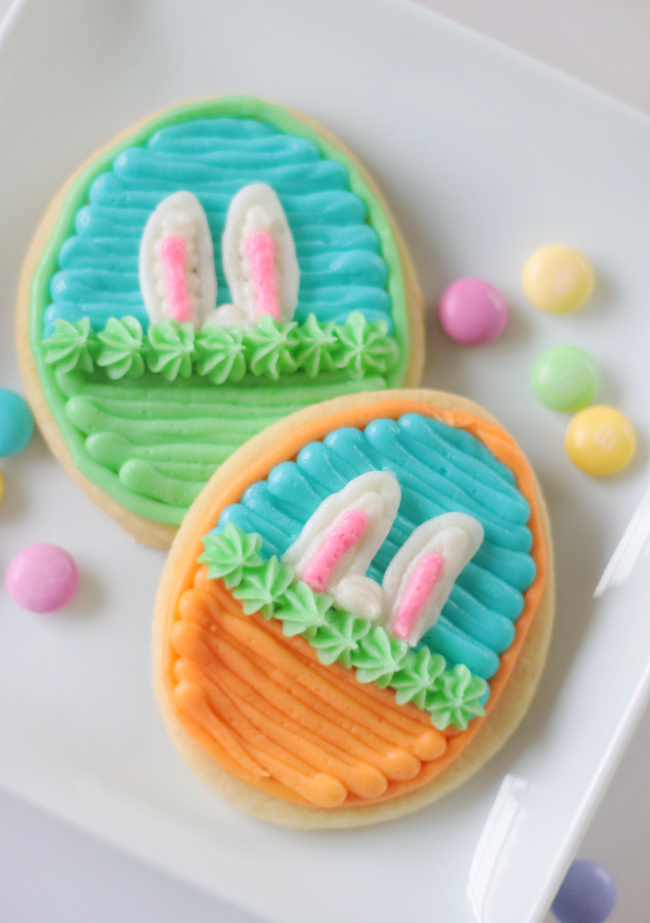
[213,414,537,681]
[44,117,392,337]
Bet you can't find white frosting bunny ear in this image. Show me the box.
[282,472,401,621]
[381,513,484,647]
[139,191,217,327]
[214,182,299,328]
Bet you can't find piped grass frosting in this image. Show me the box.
[43,313,400,383]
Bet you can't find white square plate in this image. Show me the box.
[1,1,649,921]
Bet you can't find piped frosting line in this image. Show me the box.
[195,577,436,755]
[392,553,444,640]
[189,590,422,779]
[160,235,193,322]
[210,605,422,778]
[302,509,368,592]
[170,577,447,804]
[180,653,347,807]
[244,231,281,321]
[200,650,388,799]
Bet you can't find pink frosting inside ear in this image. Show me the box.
[245,231,281,321]
[302,509,369,593]
[392,553,444,640]
[161,234,193,322]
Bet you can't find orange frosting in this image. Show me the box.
[161,399,548,807]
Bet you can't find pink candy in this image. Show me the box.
[438,278,509,346]
[7,543,79,612]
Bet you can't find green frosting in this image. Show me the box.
[232,555,293,619]
[145,320,196,381]
[273,581,333,637]
[245,315,298,380]
[96,317,146,379]
[309,609,371,669]
[331,312,400,381]
[194,325,246,384]
[390,647,446,709]
[350,627,408,687]
[43,318,96,374]
[42,314,399,384]
[424,664,488,732]
[198,523,263,588]
[292,314,337,378]
[200,525,489,730]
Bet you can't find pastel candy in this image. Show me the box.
[551,859,617,923]
[7,543,80,612]
[438,278,508,346]
[565,406,636,476]
[523,245,594,314]
[0,388,34,457]
[531,345,599,412]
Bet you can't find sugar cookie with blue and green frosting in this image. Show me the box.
[152,389,554,828]
[17,97,424,547]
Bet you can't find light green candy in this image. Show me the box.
[531,345,599,412]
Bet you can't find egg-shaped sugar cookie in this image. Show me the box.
[18,97,424,547]
[153,389,553,828]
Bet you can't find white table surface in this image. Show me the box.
[1,1,648,921]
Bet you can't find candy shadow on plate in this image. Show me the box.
[63,564,106,620]
[584,263,615,322]
[0,463,30,525]
[0,428,53,526]
[497,290,534,349]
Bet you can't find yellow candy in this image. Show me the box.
[523,244,595,314]
[566,406,636,476]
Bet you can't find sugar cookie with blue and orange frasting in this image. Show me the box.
[17,97,424,547]
[153,389,554,828]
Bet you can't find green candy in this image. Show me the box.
[531,345,599,412]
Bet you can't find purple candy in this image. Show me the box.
[551,860,617,923]
[7,543,79,613]
[438,278,509,346]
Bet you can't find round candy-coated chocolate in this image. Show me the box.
[531,345,599,412]
[551,859,617,923]
[438,278,509,346]
[0,388,34,457]
[523,244,594,314]
[7,544,80,613]
[566,406,636,476]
